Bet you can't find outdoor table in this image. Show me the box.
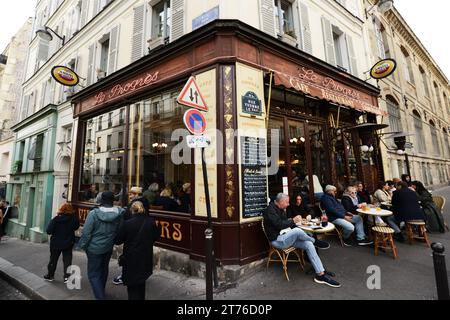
[357,207,393,227]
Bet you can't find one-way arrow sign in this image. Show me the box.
[177,76,208,112]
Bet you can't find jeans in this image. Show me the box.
[47,247,73,278]
[127,282,146,300]
[86,251,112,300]
[271,228,325,275]
[333,215,366,241]
[386,216,401,234]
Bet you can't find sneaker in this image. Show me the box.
[357,239,373,246]
[43,274,54,282]
[314,239,330,250]
[112,275,123,285]
[314,274,341,288]
[325,270,336,277]
[343,238,354,247]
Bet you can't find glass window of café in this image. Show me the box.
[78,89,193,214]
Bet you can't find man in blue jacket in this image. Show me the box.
[320,185,372,247]
[79,191,125,300]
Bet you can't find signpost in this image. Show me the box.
[179,76,215,300]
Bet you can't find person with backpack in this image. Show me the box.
[79,191,125,300]
[114,201,159,300]
[44,203,80,282]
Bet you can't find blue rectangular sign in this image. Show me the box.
[192,6,220,31]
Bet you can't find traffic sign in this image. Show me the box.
[186,135,211,149]
[177,76,208,112]
[183,109,207,135]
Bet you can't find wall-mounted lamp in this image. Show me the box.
[36,26,66,45]
[365,0,394,19]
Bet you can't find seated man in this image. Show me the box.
[320,185,372,247]
[264,193,340,288]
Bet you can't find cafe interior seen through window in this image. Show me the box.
[79,89,193,214]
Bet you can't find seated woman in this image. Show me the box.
[287,194,314,219]
[341,186,362,215]
[373,181,392,206]
[411,181,445,233]
[355,182,371,204]
[389,181,426,242]
[154,188,180,212]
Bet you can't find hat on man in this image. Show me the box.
[129,187,143,195]
[101,191,115,206]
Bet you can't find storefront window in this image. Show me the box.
[267,118,286,200]
[309,124,329,193]
[288,120,308,199]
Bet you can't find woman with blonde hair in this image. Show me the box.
[154,187,179,212]
[115,201,159,300]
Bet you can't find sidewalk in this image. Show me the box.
[1,186,450,300]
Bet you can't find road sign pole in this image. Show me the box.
[202,147,218,300]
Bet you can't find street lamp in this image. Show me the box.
[365,0,394,19]
[382,132,415,177]
[36,26,66,45]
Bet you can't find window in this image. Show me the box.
[34,134,44,172]
[413,111,426,153]
[444,93,450,115]
[117,157,123,175]
[401,46,415,85]
[108,112,113,128]
[374,20,390,59]
[98,116,103,131]
[98,35,110,77]
[151,0,171,40]
[119,108,125,125]
[97,137,102,152]
[419,66,430,97]
[106,158,111,174]
[386,96,402,133]
[443,128,450,158]
[96,159,101,175]
[433,82,442,112]
[274,0,295,37]
[107,135,112,151]
[332,26,349,72]
[429,121,440,156]
[118,132,124,149]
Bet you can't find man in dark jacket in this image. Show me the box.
[320,185,372,247]
[44,203,80,282]
[264,193,340,288]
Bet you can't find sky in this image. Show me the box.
[0,0,449,79]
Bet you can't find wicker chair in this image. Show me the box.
[432,195,449,232]
[261,220,304,281]
[318,203,344,247]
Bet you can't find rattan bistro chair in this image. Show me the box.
[432,195,449,232]
[318,203,344,247]
[261,220,304,281]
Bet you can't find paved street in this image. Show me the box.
[0,278,29,300]
[1,186,449,300]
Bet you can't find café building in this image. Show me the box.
[69,20,384,278]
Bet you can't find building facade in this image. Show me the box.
[0,19,33,200]
[365,2,450,187]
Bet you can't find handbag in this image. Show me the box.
[118,218,147,267]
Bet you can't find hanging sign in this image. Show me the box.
[51,66,80,86]
[177,76,208,112]
[183,109,207,135]
[370,59,397,80]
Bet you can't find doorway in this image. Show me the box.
[24,188,35,241]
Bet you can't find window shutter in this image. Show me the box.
[345,34,358,76]
[374,21,385,59]
[171,0,185,41]
[299,2,312,54]
[260,0,275,36]
[80,0,89,27]
[131,5,145,62]
[40,82,47,109]
[108,25,120,75]
[37,38,49,61]
[32,90,38,114]
[87,43,96,85]
[321,17,336,66]
[21,95,30,120]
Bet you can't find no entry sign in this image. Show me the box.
[183,109,207,135]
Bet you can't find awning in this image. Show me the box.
[273,69,386,116]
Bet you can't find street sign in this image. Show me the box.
[186,135,211,149]
[183,109,207,135]
[177,76,208,112]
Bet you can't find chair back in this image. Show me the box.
[318,203,326,215]
[432,196,445,213]
[261,219,271,243]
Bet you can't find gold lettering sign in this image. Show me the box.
[77,208,90,222]
[155,220,183,242]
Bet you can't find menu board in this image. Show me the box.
[241,136,268,218]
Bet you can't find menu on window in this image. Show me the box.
[241,136,268,218]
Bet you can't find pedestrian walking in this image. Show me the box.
[44,203,80,282]
[79,191,125,300]
[115,201,159,300]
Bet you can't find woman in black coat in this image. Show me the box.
[411,181,445,233]
[114,201,159,300]
[44,203,80,282]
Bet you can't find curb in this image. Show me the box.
[0,257,72,300]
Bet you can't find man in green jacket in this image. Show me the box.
[79,191,124,300]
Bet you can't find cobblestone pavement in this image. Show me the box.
[0,278,29,300]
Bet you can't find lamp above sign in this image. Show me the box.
[51,66,80,87]
[370,59,397,80]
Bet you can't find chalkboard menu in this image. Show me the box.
[241,136,268,218]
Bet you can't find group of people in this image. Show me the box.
[0,200,12,240]
[44,186,159,300]
[263,175,445,288]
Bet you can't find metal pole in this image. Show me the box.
[202,147,216,299]
[431,243,450,300]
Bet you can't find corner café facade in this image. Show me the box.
[69,20,383,266]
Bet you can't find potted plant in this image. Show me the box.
[12,160,23,174]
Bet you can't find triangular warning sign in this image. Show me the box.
[177,76,208,112]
